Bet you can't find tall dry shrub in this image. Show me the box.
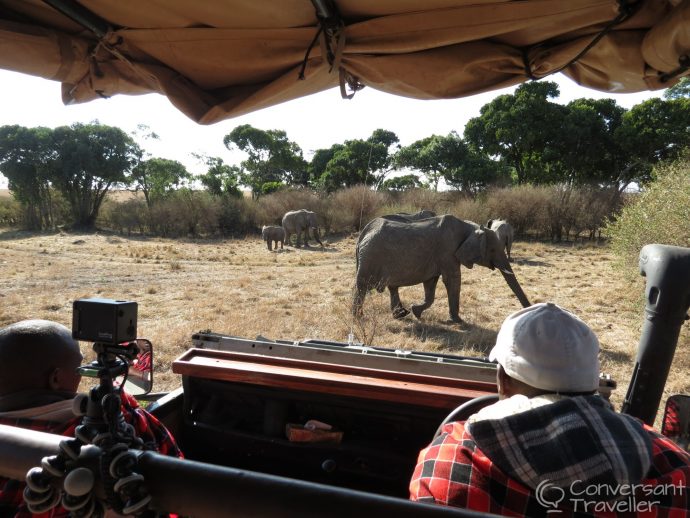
[483,186,551,237]
[146,190,220,237]
[0,196,23,227]
[448,195,489,224]
[98,198,148,235]
[607,156,690,274]
[255,188,326,229]
[567,186,620,241]
[328,185,387,232]
[217,196,256,236]
[393,188,450,215]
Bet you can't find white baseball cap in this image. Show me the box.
[489,302,600,392]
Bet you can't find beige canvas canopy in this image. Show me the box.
[0,0,687,124]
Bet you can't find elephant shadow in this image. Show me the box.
[291,243,338,253]
[402,320,498,357]
[600,349,633,364]
[512,257,551,268]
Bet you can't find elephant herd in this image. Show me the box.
[262,208,527,325]
[262,209,323,251]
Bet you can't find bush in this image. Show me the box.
[328,185,387,232]
[0,196,22,227]
[255,188,324,227]
[98,198,148,235]
[217,195,257,236]
[606,156,690,272]
[391,188,450,215]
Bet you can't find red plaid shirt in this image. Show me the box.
[0,392,182,517]
[410,421,690,517]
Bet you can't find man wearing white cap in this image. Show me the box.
[410,303,690,515]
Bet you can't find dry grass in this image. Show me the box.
[0,229,687,421]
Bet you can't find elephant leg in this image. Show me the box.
[389,287,410,319]
[441,272,463,323]
[296,228,303,247]
[312,228,324,247]
[353,279,367,317]
[267,240,271,251]
[411,276,439,319]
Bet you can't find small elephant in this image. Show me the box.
[262,225,285,251]
[282,209,323,248]
[487,219,514,260]
[353,215,530,323]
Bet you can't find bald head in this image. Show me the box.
[0,320,83,395]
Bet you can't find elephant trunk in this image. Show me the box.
[499,265,531,308]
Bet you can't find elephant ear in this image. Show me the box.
[455,228,487,268]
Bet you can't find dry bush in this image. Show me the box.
[484,186,550,237]
[98,198,148,235]
[447,195,488,224]
[0,197,22,227]
[216,196,257,236]
[392,188,450,215]
[607,156,690,273]
[327,185,387,232]
[255,188,327,229]
[147,191,221,237]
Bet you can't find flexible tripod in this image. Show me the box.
[23,341,152,517]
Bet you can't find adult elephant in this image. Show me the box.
[353,215,530,323]
[282,209,323,248]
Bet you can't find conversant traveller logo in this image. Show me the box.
[535,479,685,514]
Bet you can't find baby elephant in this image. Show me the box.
[262,225,285,251]
[487,219,514,260]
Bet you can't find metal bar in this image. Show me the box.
[41,0,110,38]
[0,425,490,517]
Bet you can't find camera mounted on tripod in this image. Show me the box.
[72,298,152,394]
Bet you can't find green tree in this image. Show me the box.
[664,77,690,99]
[613,97,690,191]
[198,156,243,198]
[50,123,140,229]
[464,81,567,185]
[223,124,307,197]
[0,125,56,229]
[554,98,627,186]
[380,174,425,191]
[131,157,190,207]
[314,129,399,192]
[395,132,505,193]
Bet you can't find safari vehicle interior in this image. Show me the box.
[0,0,689,516]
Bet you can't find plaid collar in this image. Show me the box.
[467,395,653,493]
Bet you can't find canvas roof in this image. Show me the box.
[0,0,687,124]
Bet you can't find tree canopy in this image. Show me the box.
[312,129,400,192]
[132,157,190,207]
[223,124,307,197]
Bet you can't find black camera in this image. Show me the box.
[72,298,138,344]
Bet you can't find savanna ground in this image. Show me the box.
[0,227,688,422]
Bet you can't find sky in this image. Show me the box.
[0,68,665,189]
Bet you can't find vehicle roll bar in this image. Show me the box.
[0,424,489,518]
[622,244,690,424]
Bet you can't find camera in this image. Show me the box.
[72,298,138,344]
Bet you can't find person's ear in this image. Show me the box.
[48,366,81,392]
[48,368,62,391]
[496,365,507,399]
